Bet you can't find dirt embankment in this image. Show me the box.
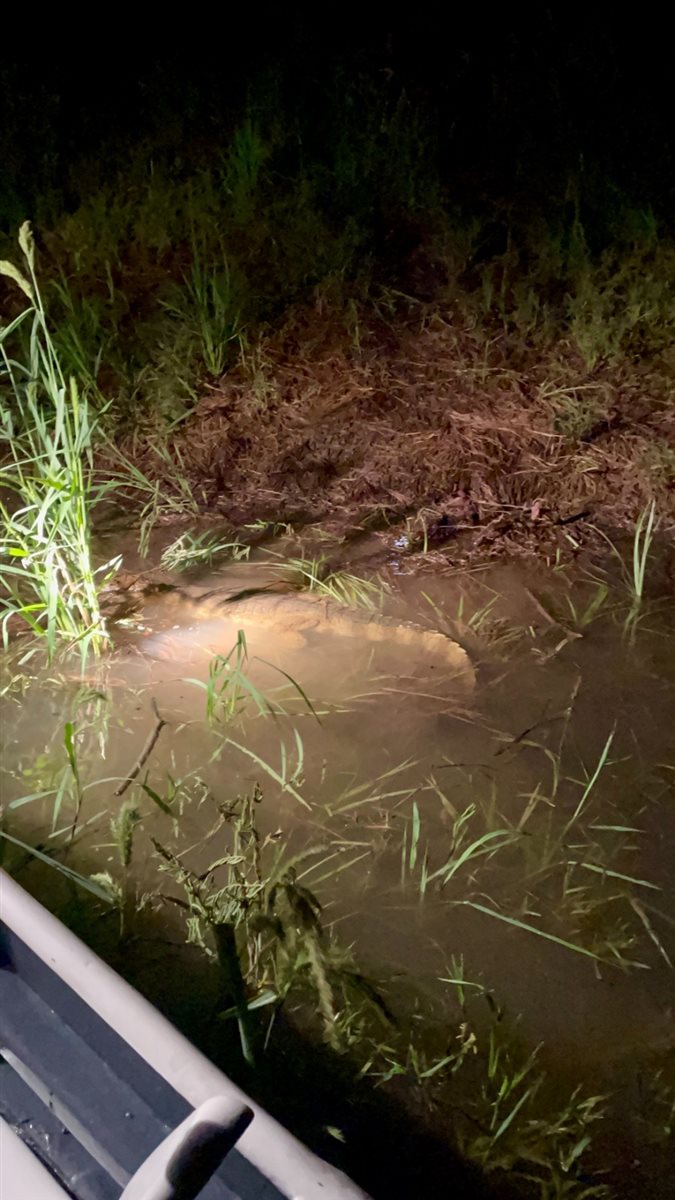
[125,299,675,564]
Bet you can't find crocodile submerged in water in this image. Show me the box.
[142,585,475,688]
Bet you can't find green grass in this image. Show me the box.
[460,204,675,370]
[591,501,658,639]
[159,529,250,572]
[0,830,114,900]
[159,247,243,379]
[151,782,367,1062]
[266,552,388,609]
[184,631,317,729]
[359,979,610,1197]
[411,707,665,971]
[0,224,118,662]
[628,501,657,627]
[422,591,526,660]
[49,271,114,403]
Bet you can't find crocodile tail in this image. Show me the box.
[360,619,475,686]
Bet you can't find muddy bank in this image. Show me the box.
[119,300,675,565]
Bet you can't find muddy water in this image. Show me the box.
[1,553,674,1196]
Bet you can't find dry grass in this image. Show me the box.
[121,298,675,559]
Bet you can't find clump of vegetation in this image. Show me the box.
[362,982,611,1198]
[266,552,389,609]
[159,529,249,572]
[141,784,614,1196]
[595,500,659,639]
[151,784,363,1063]
[0,224,118,662]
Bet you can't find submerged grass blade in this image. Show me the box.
[220,737,311,809]
[491,1083,539,1144]
[428,830,517,886]
[409,800,421,872]
[0,831,113,901]
[564,730,615,835]
[571,861,660,891]
[630,898,673,967]
[455,900,607,963]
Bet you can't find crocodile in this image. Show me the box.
[143,585,475,688]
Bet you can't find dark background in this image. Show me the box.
[2,10,673,225]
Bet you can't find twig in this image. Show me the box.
[555,509,591,526]
[114,699,167,797]
[524,587,561,627]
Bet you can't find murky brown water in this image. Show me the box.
[2,548,674,1196]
